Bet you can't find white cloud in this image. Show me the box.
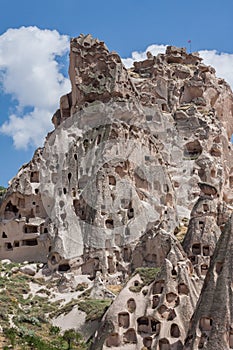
[1,29,233,151]
[1,109,52,150]
[122,44,167,68]
[199,50,233,89]
[0,26,70,149]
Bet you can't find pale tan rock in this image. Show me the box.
[183,215,233,350]
[91,235,202,349]
[0,34,233,349]
[20,263,37,276]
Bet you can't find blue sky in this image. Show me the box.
[0,0,233,187]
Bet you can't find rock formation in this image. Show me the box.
[183,215,233,350]
[1,34,233,349]
[92,234,203,349]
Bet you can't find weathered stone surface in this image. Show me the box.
[92,236,202,349]
[183,215,233,350]
[0,149,51,262]
[64,34,138,122]
[182,196,222,277]
[20,263,37,276]
[1,34,233,349]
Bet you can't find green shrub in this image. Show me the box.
[3,327,17,346]
[49,325,61,335]
[63,328,87,350]
[129,267,161,293]
[75,282,88,292]
[0,186,7,197]
[0,264,89,349]
[15,314,41,327]
[77,299,112,321]
[134,267,161,285]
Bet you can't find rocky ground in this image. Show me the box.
[0,259,115,349]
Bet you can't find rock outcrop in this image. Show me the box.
[183,214,233,350]
[1,34,233,349]
[92,234,203,350]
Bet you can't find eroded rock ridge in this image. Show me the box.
[1,34,233,349]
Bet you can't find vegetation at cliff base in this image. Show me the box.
[2,326,87,350]
[0,262,88,349]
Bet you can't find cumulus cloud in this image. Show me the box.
[122,44,233,91]
[1,29,233,150]
[122,44,167,68]
[0,26,70,149]
[199,50,233,90]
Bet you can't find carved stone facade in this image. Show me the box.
[1,35,233,349]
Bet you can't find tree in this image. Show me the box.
[63,329,84,350]
[4,327,17,346]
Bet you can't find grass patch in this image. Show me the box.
[129,267,160,293]
[51,297,112,321]
[75,282,89,292]
[50,298,79,318]
[77,299,112,321]
[129,285,142,293]
[107,285,123,295]
[0,261,22,274]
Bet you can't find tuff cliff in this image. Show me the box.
[1,34,233,349]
